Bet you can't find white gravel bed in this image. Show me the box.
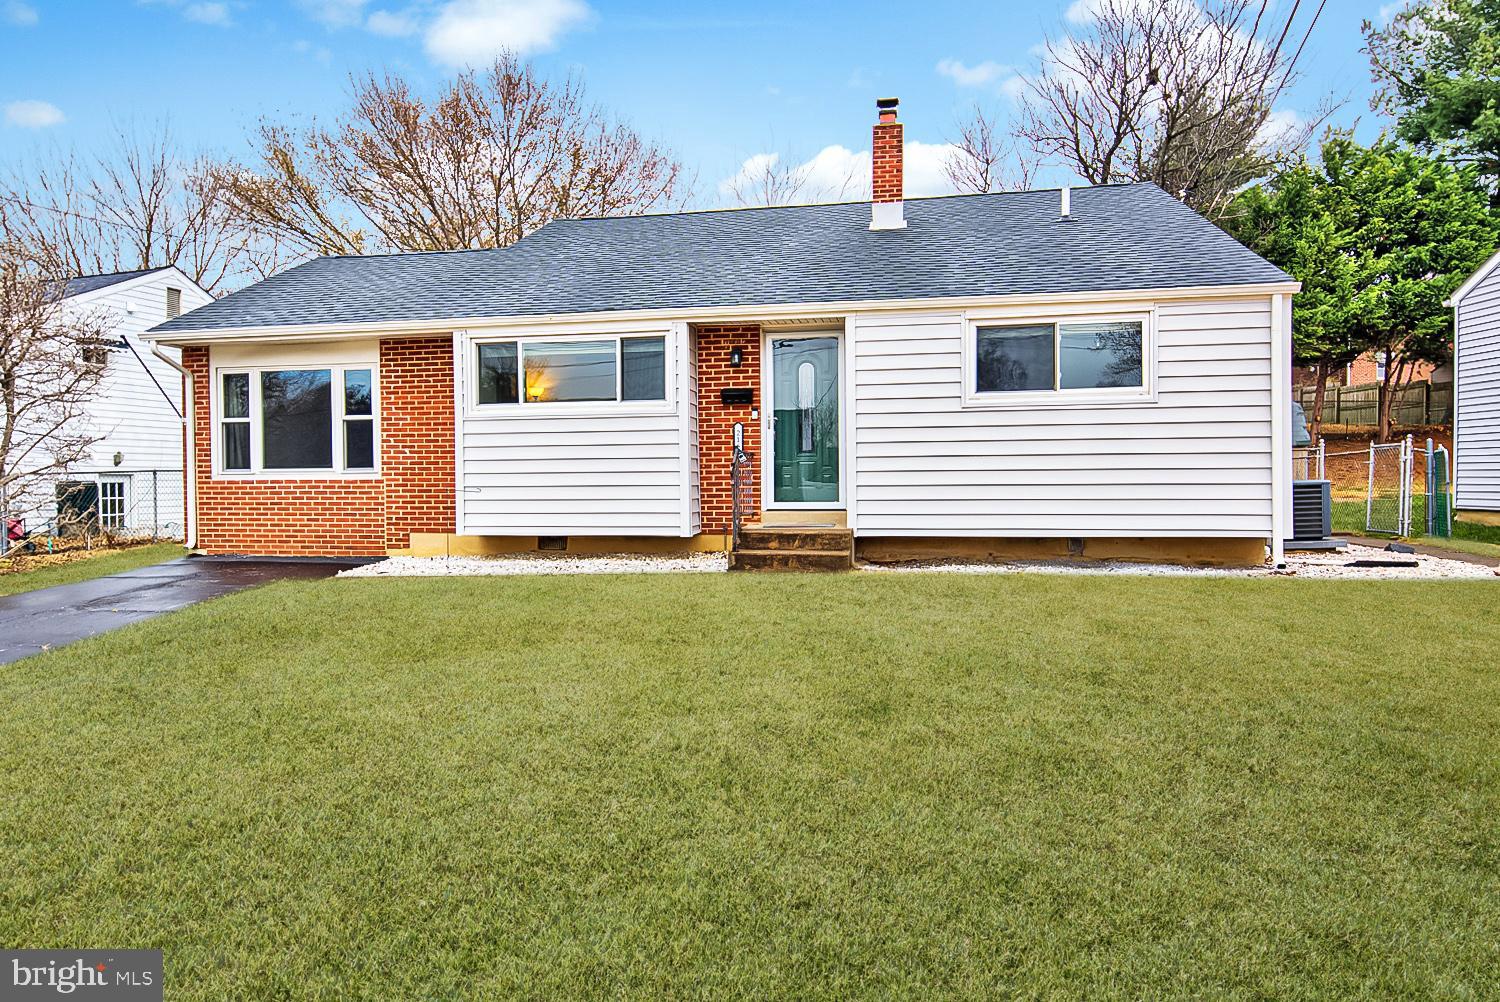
[338,551,728,577]
[337,544,1494,580]
[860,543,1498,580]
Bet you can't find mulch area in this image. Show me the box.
[0,539,162,577]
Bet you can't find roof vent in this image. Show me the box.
[1060,187,1071,220]
[166,286,182,319]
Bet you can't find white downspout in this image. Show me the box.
[150,344,197,549]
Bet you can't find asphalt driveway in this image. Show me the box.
[0,557,360,664]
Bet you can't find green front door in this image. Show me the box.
[771,336,840,505]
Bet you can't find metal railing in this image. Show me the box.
[730,445,754,547]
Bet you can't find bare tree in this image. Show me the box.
[724,149,860,208]
[212,55,688,255]
[2,125,287,293]
[944,105,1039,194]
[0,213,111,552]
[1002,0,1330,218]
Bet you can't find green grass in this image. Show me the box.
[0,542,182,597]
[1414,534,1500,560]
[1454,518,1500,546]
[2,573,1499,999]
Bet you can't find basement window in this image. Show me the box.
[474,334,669,408]
[214,364,378,476]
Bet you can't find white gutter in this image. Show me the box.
[147,280,1304,345]
[150,344,197,549]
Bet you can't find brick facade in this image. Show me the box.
[183,337,455,557]
[872,117,903,203]
[694,325,761,532]
[378,338,456,549]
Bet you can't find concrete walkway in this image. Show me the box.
[0,557,359,664]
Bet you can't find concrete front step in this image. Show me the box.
[737,527,853,551]
[729,548,853,572]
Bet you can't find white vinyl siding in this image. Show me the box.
[849,299,1275,537]
[456,325,695,536]
[1456,263,1500,511]
[4,269,212,539]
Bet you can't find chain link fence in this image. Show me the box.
[1312,436,1451,539]
[2,468,183,557]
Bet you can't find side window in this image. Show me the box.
[474,335,669,406]
[221,372,251,471]
[971,316,1147,400]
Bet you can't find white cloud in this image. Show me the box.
[3,1,37,26]
[366,8,418,36]
[183,2,231,25]
[1000,74,1029,100]
[292,38,334,62]
[1066,0,1203,23]
[1256,107,1306,151]
[5,99,64,128]
[936,58,1010,88]
[719,141,963,205]
[424,0,592,66]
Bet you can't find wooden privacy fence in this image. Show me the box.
[1294,380,1453,428]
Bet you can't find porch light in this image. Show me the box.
[730,347,743,367]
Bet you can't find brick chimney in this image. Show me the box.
[870,97,905,231]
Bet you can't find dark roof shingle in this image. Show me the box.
[152,184,1290,334]
[63,267,169,299]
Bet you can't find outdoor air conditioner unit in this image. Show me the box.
[1289,479,1341,549]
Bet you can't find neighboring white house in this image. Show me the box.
[1448,248,1500,523]
[6,266,212,542]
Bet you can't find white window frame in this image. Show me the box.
[962,308,1157,409]
[98,477,128,530]
[211,363,380,479]
[466,328,676,418]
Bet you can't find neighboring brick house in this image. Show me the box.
[1293,352,1439,389]
[150,99,1302,566]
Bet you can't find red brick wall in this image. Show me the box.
[379,338,456,549]
[183,339,455,557]
[695,325,761,532]
[872,119,903,203]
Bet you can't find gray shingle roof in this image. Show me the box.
[152,184,1291,335]
[63,267,169,299]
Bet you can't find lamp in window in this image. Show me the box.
[729,346,743,367]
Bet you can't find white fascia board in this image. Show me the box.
[147,280,1303,346]
[1445,247,1500,307]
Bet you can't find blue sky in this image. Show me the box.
[2,0,1396,207]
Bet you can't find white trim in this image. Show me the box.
[210,362,381,479]
[1445,247,1500,307]
[673,321,694,537]
[150,343,195,548]
[148,281,1303,345]
[762,329,846,511]
[1452,303,1463,509]
[452,331,467,537]
[960,309,1157,409]
[463,326,676,419]
[842,317,857,533]
[1269,293,1290,564]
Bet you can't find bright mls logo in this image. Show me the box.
[2,951,161,1000]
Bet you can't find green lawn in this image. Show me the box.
[0,542,182,597]
[2,573,1498,999]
